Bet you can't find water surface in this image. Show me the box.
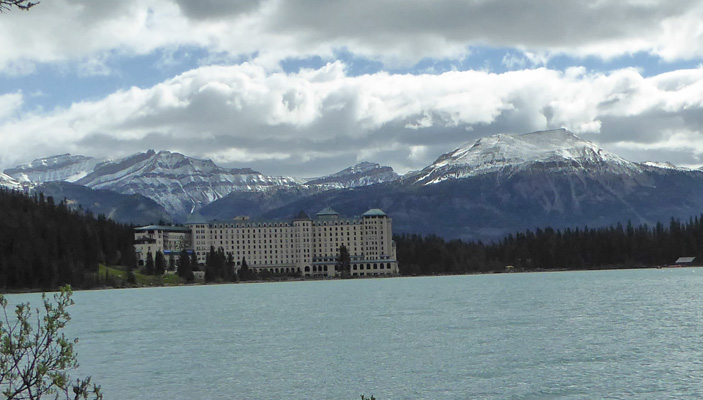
[7,269,703,399]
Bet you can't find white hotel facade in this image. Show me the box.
[134,208,399,278]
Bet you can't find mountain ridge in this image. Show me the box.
[5,129,703,242]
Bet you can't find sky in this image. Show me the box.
[1,0,703,178]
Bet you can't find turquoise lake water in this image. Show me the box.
[6,268,703,399]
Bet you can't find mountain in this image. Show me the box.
[305,162,400,189]
[34,181,171,225]
[0,172,21,190]
[199,186,315,221]
[237,129,703,241]
[4,151,401,222]
[8,129,703,241]
[70,150,302,218]
[411,129,642,184]
[199,162,401,220]
[4,154,105,183]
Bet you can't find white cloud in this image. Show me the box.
[3,63,703,175]
[2,0,703,74]
[0,92,23,120]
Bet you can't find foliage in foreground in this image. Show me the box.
[0,286,101,399]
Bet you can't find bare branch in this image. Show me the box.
[0,0,39,12]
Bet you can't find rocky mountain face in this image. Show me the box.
[34,181,172,225]
[72,150,302,217]
[4,151,400,221]
[305,162,400,189]
[4,154,105,183]
[7,129,703,241]
[237,129,703,241]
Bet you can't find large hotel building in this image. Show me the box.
[134,208,399,277]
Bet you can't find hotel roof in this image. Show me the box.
[135,225,191,232]
[362,208,387,217]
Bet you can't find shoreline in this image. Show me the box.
[2,263,694,295]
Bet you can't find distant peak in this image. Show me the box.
[415,128,639,184]
[643,161,689,171]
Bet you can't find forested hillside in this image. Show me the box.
[0,189,136,290]
[396,217,703,275]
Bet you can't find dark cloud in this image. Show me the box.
[174,0,262,20]
[268,0,700,52]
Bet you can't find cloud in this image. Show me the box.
[3,63,703,176]
[173,0,262,20]
[0,92,23,120]
[2,0,703,74]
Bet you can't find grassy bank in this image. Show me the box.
[97,265,201,288]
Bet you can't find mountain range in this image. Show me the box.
[5,128,703,241]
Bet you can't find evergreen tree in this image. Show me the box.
[177,249,194,282]
[168,253,176,271]
[226,253,236,282]
[205,246,217,282]
[144,251,154,275]
[154,251,166,275]
[336,244,351,278]
[189,252,199,272]
[238,257,252,281]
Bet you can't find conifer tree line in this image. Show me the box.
[395,217,703,275]
[0,189,136,290]
[204,246,237,282]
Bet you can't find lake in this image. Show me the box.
[6,268,703,399]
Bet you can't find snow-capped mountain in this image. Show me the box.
[4,154,105,183]
[0,172,21,190]
[72,150,302,217]
[9,129,703,241]
[251,128,703,241]
[4,151,402,219]
[413,129,643,185]
[305,162,400,189]
[641,161,689,171]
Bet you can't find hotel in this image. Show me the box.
[134,208,399,277]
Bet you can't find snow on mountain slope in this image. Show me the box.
[0,172,21,190]
[305,162,400,189]
[641,161,690,171]
[75,150,302,217]
[414,129,643,185]
[3,154,105,183]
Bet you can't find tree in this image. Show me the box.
[144,251,154,275]
[336,244,351,278]
[225,253,236,282]
[0,0,38,12]
[0,286,102,399]
[176,250,194,283]
[189,252,199,272]
[205,246,217,282]
[154,251,166,276]
[168,254,176,272]
[238,257,253,281]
